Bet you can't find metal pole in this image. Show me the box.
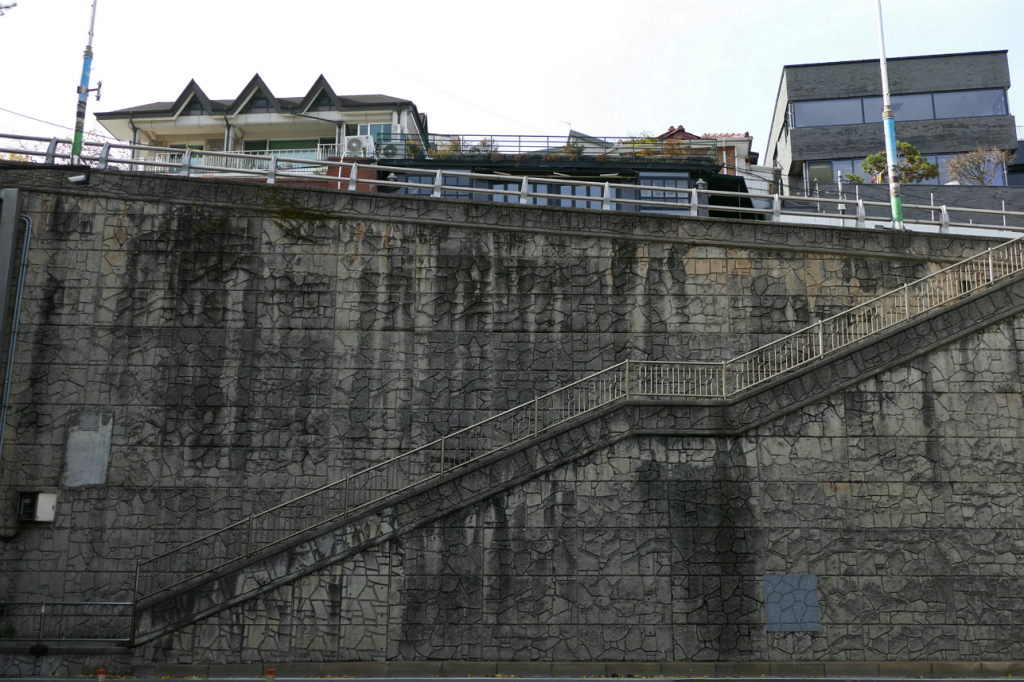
[440,436,445,474]
[72,0,99,162]
[875,0,904,229]
[246,515,253,556]
[37,601,45,643]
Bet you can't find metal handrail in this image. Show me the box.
[2,133,1023,236]
[129,235,1024,617]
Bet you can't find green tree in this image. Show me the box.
[844,141,938,184]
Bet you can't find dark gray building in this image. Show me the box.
[766,50,1018,193]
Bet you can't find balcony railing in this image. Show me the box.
[3,133,1024,236]
[374,133,718,164]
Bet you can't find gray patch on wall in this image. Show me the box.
[763,574,822,631]
[61,411,113,488]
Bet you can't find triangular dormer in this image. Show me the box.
[170,80,215,118]
[298,75,343,114]
[228,74,283,116]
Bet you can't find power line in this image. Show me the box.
[0,106,116,140]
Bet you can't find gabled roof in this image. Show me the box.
[169,79,219,116]
[95,75,416,120]
[227,73,284,116]
[297,74,343,114]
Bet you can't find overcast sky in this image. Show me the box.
[1,0,1021,160]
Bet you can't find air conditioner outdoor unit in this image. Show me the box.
[345,135,374,157]
[379,140,404,160]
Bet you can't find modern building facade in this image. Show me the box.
[766,51,1018,193]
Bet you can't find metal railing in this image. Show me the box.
[0,601,132,642]
[2,133,1024,235]
[132,235,1024,614]
[378,133,719,164]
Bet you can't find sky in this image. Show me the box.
[0,0,1022,161]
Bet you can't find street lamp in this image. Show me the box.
[71,0,100,164]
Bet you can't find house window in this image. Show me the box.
[359,123,394,142]
[638,173,690,213]
[242,93,273,114]
[181,98,208,116]
[309,91,336,112]
[559,184,603,209]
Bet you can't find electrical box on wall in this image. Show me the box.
[17,492,56,522]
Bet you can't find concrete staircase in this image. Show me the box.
[131,243,1024,645]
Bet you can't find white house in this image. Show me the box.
[95,74,428,166]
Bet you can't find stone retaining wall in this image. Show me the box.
[0,167,1021,670]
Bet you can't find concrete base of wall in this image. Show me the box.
[117,660,1024,678]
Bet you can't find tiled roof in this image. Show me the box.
[701,132,751,139]
[96,74,412,120]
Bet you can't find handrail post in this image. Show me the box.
[45,138,59,164]
[98,142,111,170]
[129,560,140,647]
[38,600,45,643]
[602,182,612,210]
[690,187,699,217]
[772,194,781,222]
[520,176,530,205]
[940,205,950,233]
[344,476,350,515]
[721,361,727,397]
[180,148,192,177]
[533,397,539,435]
[624,360,631,399]
[267,156,277,185]
[432,169,443,198]
[246,515,253,556]
[903,283,910,319]
[817,320,824,357]
[348,163,359,191]
[856,199,866,229]
[440,436,445,475]
[988,248,994,283]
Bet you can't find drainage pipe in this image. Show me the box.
[0,215,33,467]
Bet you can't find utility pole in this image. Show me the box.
[874,0,904,229]
[71,0,99,164]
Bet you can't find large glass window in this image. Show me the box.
[933,89,1007,119]
[794,99,865,127]
[794,88,1008,127]
[862,94,934,123]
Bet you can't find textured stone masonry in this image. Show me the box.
[1,167,1023,670]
